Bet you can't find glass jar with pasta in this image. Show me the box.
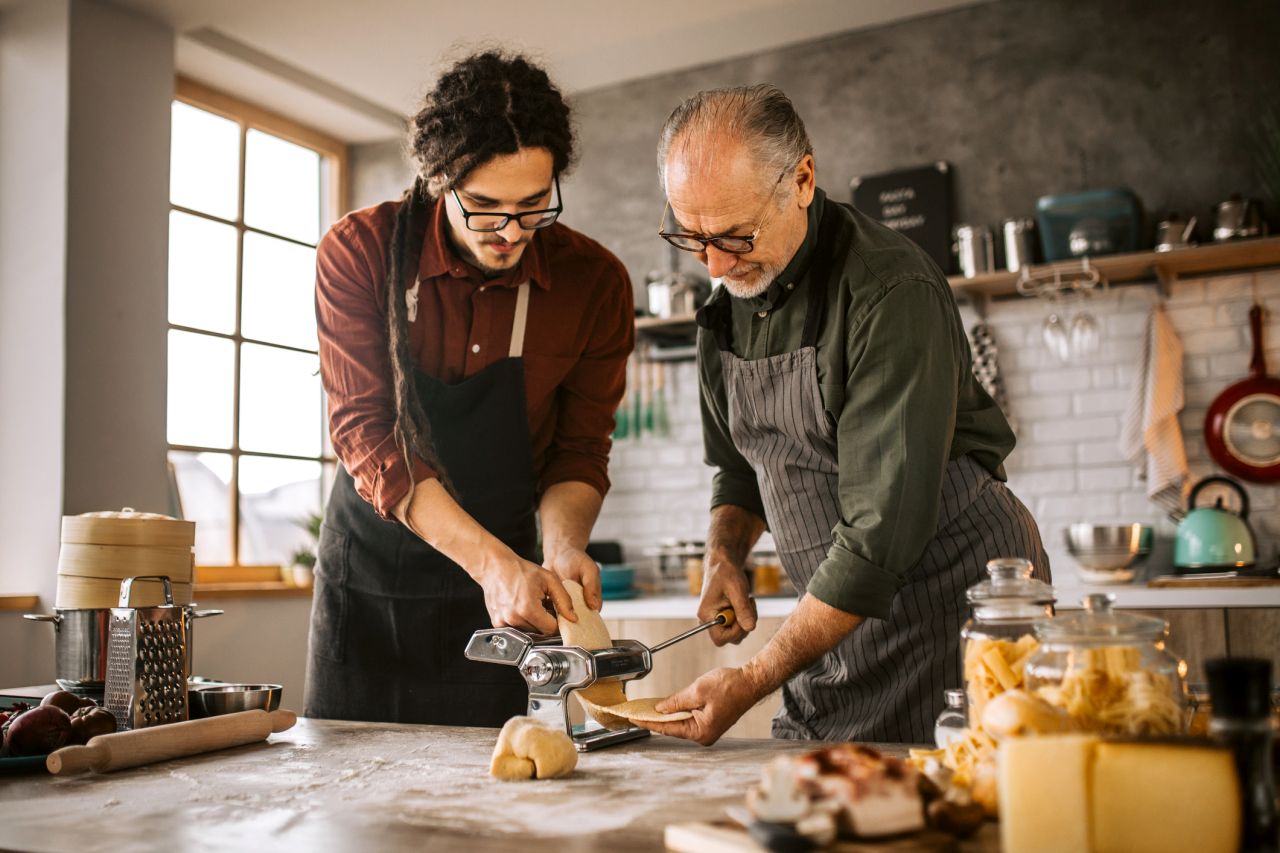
[960,557,1055,729]
[1024,593,1186,736]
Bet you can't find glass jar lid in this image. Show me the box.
[1034,593,1167,644]
[966,557,1055,606]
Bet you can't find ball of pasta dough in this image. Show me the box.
[489,716,577,781]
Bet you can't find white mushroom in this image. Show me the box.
[746,756,811,823]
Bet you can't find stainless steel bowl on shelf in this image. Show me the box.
[1065,523,1153,584]
[188,683,282,718]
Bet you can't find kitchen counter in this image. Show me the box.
[0,718,998,852]
[600,584,1280,620]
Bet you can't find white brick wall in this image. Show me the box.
[594,270,1280,587]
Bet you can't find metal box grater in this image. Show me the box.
[104,576,189,731]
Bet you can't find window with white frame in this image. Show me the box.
[166,78,347,575]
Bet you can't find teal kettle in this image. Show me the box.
[1174,476,1257,572]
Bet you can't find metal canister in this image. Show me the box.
[1002,218,1037,271]
[954,224,995,278]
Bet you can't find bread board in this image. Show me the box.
[663,820,970,852]
[1147,574,1280,588]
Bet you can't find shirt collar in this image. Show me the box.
[415,194,552,290]
[740,187,826,312]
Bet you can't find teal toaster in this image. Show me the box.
[1035,188,1144,261]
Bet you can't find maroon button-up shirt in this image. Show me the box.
[316,195,634,520]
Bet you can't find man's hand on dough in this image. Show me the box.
[474,546,575,634]
[543,545,602,611]
[635,667,762,746]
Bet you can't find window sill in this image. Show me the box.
[0,595,40,612]
[192,582,314,599]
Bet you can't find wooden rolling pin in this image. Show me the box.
[46,708,297,775]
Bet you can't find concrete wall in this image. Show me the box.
[351,0,1280,297]
[0,0,173,689]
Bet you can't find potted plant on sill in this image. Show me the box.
[286,512,323,588]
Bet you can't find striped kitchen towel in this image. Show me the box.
[1118,303,1189,516]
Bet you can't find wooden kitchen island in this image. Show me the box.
[0,718,999,852]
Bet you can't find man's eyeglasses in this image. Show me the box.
[658,169,787,254]
[450,176,562,233]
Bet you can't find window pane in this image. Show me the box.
[169,450,232,566]
[169,211,237,334]
[244,129,320,244]
[168,330,235,449]
[238,456,321,566]
[242,231,317,350]
[170,102,239,220]
[239,344,322,456]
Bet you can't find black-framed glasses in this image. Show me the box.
[450,176,563,232]
[657,169,787,254]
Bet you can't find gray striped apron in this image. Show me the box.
[716,229,1048,744]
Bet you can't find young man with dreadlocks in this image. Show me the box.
[306,52,634,726]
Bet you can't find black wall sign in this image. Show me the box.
[850,162,954,274]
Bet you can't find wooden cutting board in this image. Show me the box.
[663,820,975,852]
[1148,574,1280,588]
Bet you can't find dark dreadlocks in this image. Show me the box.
[386,51,576,494]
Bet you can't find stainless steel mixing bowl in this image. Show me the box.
[1065,523,1153,584]
[188,683,282,718]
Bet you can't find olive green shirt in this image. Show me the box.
[697,188,1016,620]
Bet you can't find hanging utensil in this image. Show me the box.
[1205,303,1280,482]
[631,345,646,440]
[613,356,631,440]
[653,359,671,438]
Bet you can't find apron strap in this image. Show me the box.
[509,281,531,358]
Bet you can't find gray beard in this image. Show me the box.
[720,263,783,299]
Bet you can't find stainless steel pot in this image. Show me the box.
[1214,194,1266,241]
[24,605,223,692]
[953,224,994,278]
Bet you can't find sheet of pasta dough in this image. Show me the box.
[558,580,689,727]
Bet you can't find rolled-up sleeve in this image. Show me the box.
[807,277,962,619]
[315,218,435,521]
[538,255,634,497]
[698,326,767,523]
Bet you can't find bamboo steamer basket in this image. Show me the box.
[61,508,194,548]
[57,543,193,582]
[55,575,194,607]
[56,508,196,609]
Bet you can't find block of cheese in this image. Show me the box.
[999,734,1095,853]
[1091,741,1240,853]
[999,735,1242,853]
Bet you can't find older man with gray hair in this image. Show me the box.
[639,84,1049,745]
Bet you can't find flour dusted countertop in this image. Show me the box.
[0,719,998,852]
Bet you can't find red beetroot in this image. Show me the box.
[5,705,71,756]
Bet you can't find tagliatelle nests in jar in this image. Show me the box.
[1024,595,1187,737]
[1031,646,1183,736]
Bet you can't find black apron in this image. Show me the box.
[303,281,536,727]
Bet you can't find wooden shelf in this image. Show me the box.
[950,235,1280,297]
[633,237,1280,340]
[0,595,40,612]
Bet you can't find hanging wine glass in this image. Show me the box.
[1042,292,1071,363]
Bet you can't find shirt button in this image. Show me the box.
[786,283,795,290]
[479,286,487,293]
[471,344,481,354]
[757,311,768,318]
